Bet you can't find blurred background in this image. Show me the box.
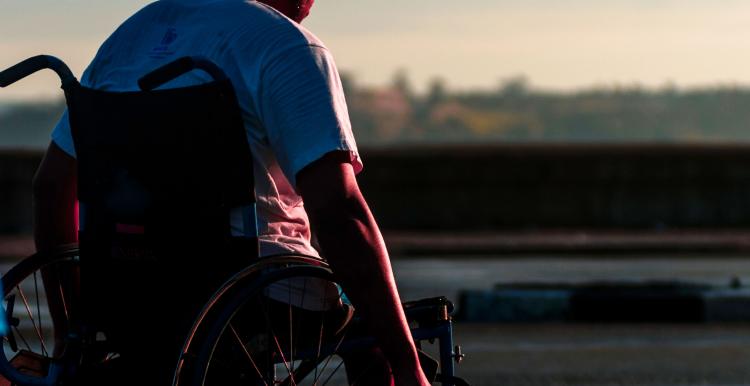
[4,1,750,385]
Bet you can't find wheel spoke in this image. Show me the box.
[5,295,19,352]
[312,289,348,386]
[12,324,33,352]
[314,308,324,383]
[320,358,346,386]
[313,281,327,385]
[1,250,78,386]
[295,278,309,373]
[261,302,296,386]
[57,268,70,321]
[312,326,349,386]
[289,280,294,376]
[348,360,378,386]
[33,271,46,356]
[228,323,268,386]
[16,285,48,355]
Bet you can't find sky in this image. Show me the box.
[2,0,750,101]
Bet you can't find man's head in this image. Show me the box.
[258,0,315,23]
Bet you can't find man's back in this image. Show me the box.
[51,0,362,258]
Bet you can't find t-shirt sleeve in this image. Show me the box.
[51,108,76,158]
[259,44,362,187]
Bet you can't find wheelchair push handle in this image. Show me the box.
[0,55,76,89]
[138,56,229,91]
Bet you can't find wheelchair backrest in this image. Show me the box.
[70,79,256,256]
[67,60,259,360]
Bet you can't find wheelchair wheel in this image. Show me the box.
[0,245,80,386]
[173,255,362,386]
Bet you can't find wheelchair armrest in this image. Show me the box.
[403,296,454,324]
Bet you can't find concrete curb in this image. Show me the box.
[457,281,750,323]
[384,231,750,256]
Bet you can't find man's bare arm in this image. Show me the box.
[297,151,430,386]
[33,142,77,252]
[33,142,78,355]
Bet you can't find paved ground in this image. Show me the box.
[4,240,750,385]
[450,323,750,386]
[392,256,750,385]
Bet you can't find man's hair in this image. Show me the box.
[257,0,315,23]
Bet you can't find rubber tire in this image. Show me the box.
[173,258,338,386]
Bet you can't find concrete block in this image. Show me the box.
[458,289,570,322]
[458,281,750,323]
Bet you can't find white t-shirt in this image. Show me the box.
[51,0,363,258]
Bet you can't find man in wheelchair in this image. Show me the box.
[29,0,432,385]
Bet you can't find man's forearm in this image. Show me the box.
[33,187,77,252]
[307,193,423,378]
[32,143,78,356]
[298,152,430,385]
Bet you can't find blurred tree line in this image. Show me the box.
[343,72,750,145]
[4,73,750,149]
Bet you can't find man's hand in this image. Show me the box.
[297,151,430,386]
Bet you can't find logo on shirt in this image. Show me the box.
[149,27,178,59]
[161,28,178,45]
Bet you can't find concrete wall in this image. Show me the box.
[4,144,750,234]
[357,144,750,231]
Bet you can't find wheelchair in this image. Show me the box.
[0,55,470,386]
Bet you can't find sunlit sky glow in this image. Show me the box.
[2,0,750,101]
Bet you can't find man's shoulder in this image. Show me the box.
[225,1,328,50]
